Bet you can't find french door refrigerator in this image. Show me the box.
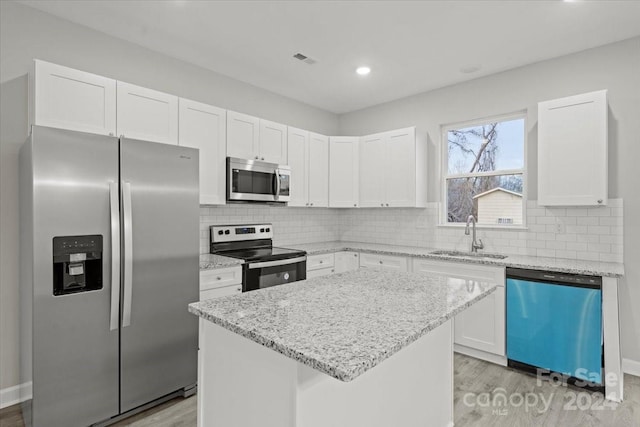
[19,126,199,427]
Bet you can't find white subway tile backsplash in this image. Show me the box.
[198,199,623,263]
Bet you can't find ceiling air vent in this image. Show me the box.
[293,52,317,65]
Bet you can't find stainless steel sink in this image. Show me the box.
[430,250,508,260]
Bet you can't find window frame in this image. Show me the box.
[439,110,528,229]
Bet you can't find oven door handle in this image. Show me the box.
[248,256,307,269]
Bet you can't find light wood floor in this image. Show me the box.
[2,354,639,427]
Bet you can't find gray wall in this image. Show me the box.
[338,37,640,367]
[0,1,338,390]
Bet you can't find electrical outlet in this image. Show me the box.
[556,221,566,234]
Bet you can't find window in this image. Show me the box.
[442,113,526,226]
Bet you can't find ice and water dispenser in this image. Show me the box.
[53,235,103,296]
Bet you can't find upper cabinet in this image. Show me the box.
[359,127,426,208]
[287,128,329,207]
[227,111,287,164]
[538,90,608,206]
[178,98,227,205]
[308,132,330,207]
[32,60,117,136]
[116,81,178,145]
[329,137,359,208]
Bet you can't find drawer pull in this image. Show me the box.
[236,287,241,292]
[379,260,383,264]
[216,276,221,280]
[319,260,323,264]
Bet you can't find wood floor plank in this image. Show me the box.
[2,354,639,427]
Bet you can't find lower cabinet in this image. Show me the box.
[359,253,408,272]
[335,251,359,273]
[306,253,336,278]
[199,266,242,301]
[412,258,506,365]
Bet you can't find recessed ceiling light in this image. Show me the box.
[356,66,371,76]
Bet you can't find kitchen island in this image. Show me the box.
[189,268,497,427]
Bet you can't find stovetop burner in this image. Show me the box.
[221,247,305,262]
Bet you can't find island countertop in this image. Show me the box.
[188,268,496,382]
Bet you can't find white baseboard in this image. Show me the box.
[0,382,31,409]
[622,358,640,377]
[454,344,507,367]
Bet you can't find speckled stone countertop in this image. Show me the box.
[286,241,624,278]
[189,268,496,382]
[199,254,243,270]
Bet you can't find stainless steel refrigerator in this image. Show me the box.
[19,126,199,427]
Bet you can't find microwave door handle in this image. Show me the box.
[274,169,281,197]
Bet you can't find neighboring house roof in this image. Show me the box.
[473,187,523,199]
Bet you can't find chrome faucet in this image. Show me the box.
[465,215,484,253]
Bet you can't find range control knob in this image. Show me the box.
[260,228,265,232]
[218,230,224,235]
[265,228,270,232]
[224,230,230,235]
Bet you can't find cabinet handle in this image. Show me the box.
[386,203,389,207]
[379,260,383,264]
[216,276,221,280]
[331,269,334,273]
[354,204,357,207]
[261,157,265,160]
[255,156,259,160]
[597,199,603,204]
[305,203,309,206]
[310,203,313,206]
[108,132,114,137]
[319,260,323,264]
[380,203,384,207]
[236,287,242,292]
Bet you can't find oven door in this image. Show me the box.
[227,157,290,203]
[243,256,306,292]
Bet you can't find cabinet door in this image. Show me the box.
[179,99,226,205]
[538,90,607,206]
[200,285,242,301]
[335,251,360,273]
[359,133,386,207]
[116,81,178,144]
[227,111,259,160]
[329,137,359,208]
[386,127,416,207]
[287,127,308,207]
[259,120,288,164]
[359,253,408,272]
[33,60,116,136]
[306,253,335,271]
[412,259,505,357]
[308,133,330,207]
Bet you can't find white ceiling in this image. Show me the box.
[19,0,640,114]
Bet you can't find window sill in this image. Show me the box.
[437,223,529,231]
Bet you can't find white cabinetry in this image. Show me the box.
[329,137,359,207]
[359,253,408,272]
[288,128,329,207]
[335,251,360,273]
[199,266,243,301]
[227,111,287,164]
[32,60,116,136]
[538,90,608,206]
[306,253,336,278]
[412,258,505,364]
[179,99,226,205]
[359,127,426,208]
[116,81,178,144]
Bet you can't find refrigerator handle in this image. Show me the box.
[122,181,133,328]
[109,182,120,331]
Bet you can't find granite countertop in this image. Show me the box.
[286,241,624,278]
[189,268,496,382]
[199,253,243,270]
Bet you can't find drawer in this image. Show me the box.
[359,253,408,272]
[200,266,242,291]
[200,284,242,301]
[306,267,335,279]
[307,253,335,271]
[412,258,504,286]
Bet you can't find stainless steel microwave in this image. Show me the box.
[226,157,291,203]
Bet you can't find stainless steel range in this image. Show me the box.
[210,224,307,292]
